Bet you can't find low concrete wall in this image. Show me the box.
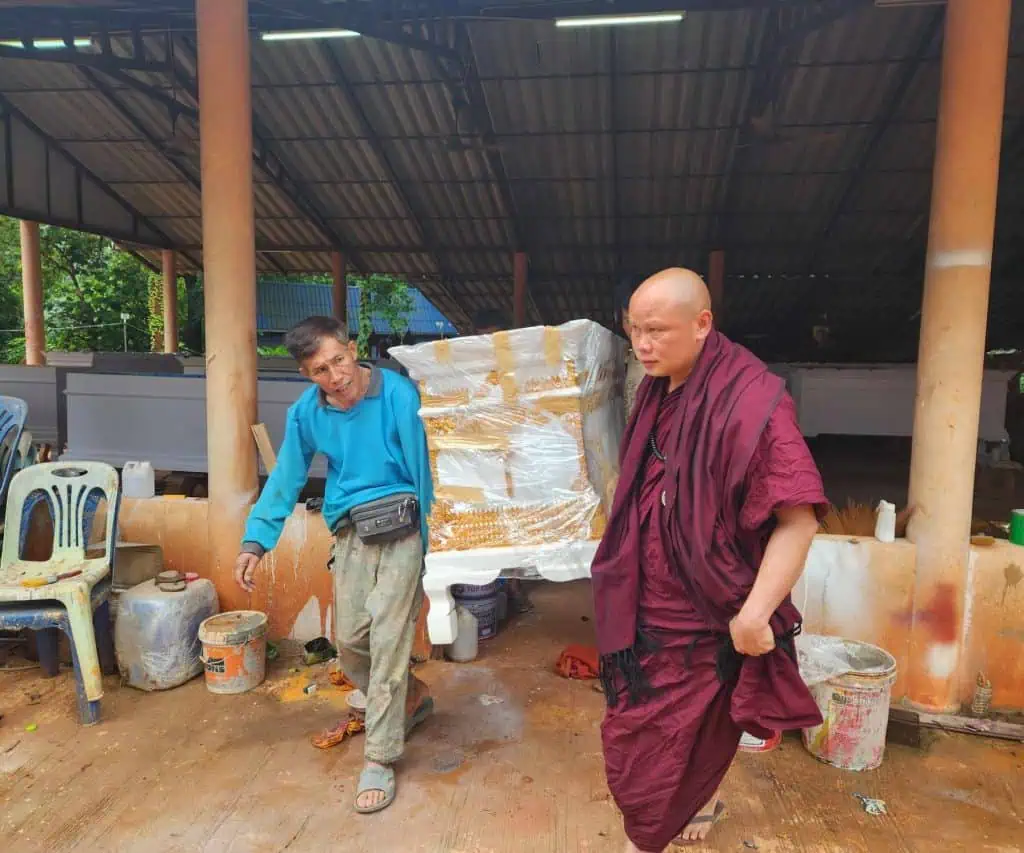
[117,499,1024,710]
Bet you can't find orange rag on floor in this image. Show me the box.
[555,644,600,680]
[311,714,365,749]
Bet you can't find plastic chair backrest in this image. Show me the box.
[0,396,27,502]
[0,462,120,570]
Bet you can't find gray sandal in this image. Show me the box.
[354,764,396,814]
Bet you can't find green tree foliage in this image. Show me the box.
[0,217,415,364]
[352,273,414,358]
[0,217,159,362]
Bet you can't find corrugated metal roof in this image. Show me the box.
[0,1,1021,357]
[256,280,458,337]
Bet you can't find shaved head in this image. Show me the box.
[631,267,712,319]
[627,267,714,391]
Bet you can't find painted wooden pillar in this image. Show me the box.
[513,251,528,327]
[197,0,259,609]
[906,0,1011,712]
[19,220,44,366]
[162,249,179,354]
[331,250,347,330]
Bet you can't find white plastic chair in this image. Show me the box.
[0,462,120,713]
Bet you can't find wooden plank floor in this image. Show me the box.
[1,580,1022,853]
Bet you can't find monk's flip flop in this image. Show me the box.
[354,764,396,814]
[673,801,727,846]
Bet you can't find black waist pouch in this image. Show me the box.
[349,493,419,545]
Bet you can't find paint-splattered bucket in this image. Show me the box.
[197,610,268,695]
[801,640,897,771]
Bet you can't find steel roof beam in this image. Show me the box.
[0,91,198,259]
[175,237,901,254]
[314,39,473,329]
[806,8,944,273]
[713,0,867,247]
[166,36,373,273]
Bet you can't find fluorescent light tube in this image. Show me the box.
[555,13,684,28]
[260,29,360,42]
[0,38,92,49]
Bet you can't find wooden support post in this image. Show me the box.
[708,249,725,327]
[162,249,179,353]
[197,0,259,608]
[513,251,528,327]
[19,221,44,366]
[905,0,1011,712]
[331,250,347,331]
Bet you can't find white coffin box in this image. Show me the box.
[63,373,328,478]
[391,320,625,644]
[785,365,1013,440]
[0,365,59,446]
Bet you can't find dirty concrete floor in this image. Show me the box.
[1,580,1022,853]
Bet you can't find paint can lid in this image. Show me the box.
[199,610,268,645]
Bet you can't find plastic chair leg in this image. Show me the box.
[93,600,117,676]
[67,630,101,726]
[35,627,61,678]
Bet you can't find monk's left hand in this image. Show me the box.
[729,613,776,656]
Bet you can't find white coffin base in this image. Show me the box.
[423,540,599,644]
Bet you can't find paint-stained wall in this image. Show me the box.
[794,535,1024,710]
[118,497,431,658]
[118,500,1024,710]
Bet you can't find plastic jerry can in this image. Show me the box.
[122,461,155,498]
[115,578,219,691]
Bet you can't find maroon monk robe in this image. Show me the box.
[592,330,827,851]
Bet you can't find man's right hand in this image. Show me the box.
[234,551,261,592]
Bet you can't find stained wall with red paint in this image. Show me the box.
[117,500,1024,710]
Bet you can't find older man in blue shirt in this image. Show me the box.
[234,315,433,815]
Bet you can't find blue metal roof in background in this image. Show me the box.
[256,280,457,337]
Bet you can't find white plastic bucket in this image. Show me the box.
[197,611,268,694]
[801,640,897,771]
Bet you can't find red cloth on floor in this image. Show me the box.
[555,644,600,679]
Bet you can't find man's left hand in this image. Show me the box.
[729,613,775,656]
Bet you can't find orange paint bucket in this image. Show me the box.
[197,611,268,694]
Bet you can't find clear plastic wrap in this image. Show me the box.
[390,320,626,559]
[796,632,895,687]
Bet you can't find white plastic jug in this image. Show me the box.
[875,500,896,543]
[122,461,155,499]
[447,606,479,663]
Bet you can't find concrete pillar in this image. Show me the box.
[162,249,179,354]
[513,251,528,327]
[708,249,725,326]
[905,0,1011,712]
[197,0,258,607]
[331,251,347,329]
[19,220,44,366]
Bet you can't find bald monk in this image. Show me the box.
[592,268,828,852]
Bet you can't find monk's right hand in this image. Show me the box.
[234,551,261,593]
[729,613,775,656]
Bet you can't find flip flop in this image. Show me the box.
[346,688,367,712]
[406,696,434,737]
[673,801,727,846]
[354,764,396,814]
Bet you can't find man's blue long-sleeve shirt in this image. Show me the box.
[242,364,433,554]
